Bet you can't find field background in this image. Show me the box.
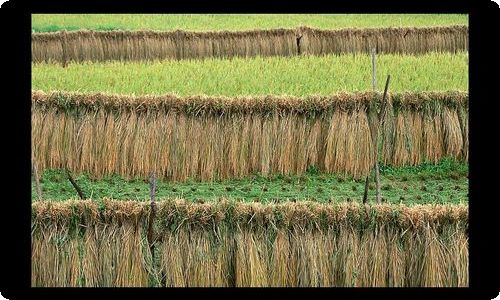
[32,14,468,32]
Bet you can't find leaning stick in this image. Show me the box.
[374,75,391,204]
[66,168,86,199]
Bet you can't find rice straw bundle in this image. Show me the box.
[32,91,468,181]
[32,26,467,63]
[32,200,468,287]
[299,25,468,56]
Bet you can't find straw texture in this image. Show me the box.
[31,26,468,63]
[32,199,469,287]
[32,90,468,181]
[298,25,468,56]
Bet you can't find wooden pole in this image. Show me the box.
[362,175,370,204]
[147,173,157,261]
[61,30,67,68]
[371,48,377,90]
[375,75,391,204]
[66,168,85,199]
[363,48,378,204]
[32,161,43,201]
[372,48,380,204]
[297,35,303,55]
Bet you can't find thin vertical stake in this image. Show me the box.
[148,173,157,263]
[363,48,378,204]
[371,48,377,90]
[375,75,391,204]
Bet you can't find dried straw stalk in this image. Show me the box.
[32,199,468,287]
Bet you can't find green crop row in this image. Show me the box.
[32,52,468,96]
[32,159,468,204]
[31,14,468,32]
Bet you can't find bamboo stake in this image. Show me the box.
[371,48,377,90]
[363,48,378,204]
[372,47,381,204]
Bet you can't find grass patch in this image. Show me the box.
[33,159,468,205]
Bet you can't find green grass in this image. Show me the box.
[31,14,468,32]
[32,159,468,205]
[32,52,468,96]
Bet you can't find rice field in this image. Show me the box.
[32,52,468,96]
[32,14,468,32]
[30,14,469,288]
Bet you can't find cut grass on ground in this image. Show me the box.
[32,14,468,32]
[32,159,468,205]
[32,52,468,96]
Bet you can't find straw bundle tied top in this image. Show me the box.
[31,25,468,63]
[31,200,468,287]
[32,90,468,181]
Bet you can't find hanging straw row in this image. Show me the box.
[32,29,297,63]
[380,91,469,165]
[31,199,468,287]
[31,25,468,63]
[298,25,468,55]
[32,90,468,181]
